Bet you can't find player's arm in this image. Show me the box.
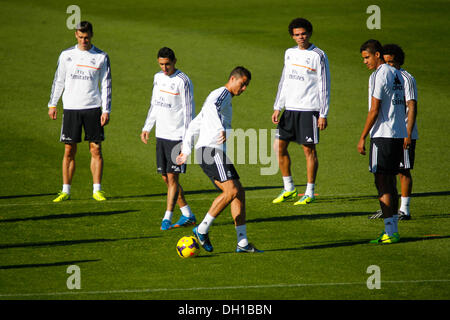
[180,77,195,137]
[177,112,202,164]
[403,75,417,149]
[99,54,112,126]
[48,54,66,120]
[317,53,331,130]
[358,96,381,155]
[404,99,417,149]
[141,104,156,144]
[272,65,286,124]
[141,78,158,144]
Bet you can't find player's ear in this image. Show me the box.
[375,51,380,59]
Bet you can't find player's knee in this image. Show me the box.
[89,143,102,158]
[64,144,77,159]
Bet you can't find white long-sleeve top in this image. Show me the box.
[274,44,330,118]
[182,87,232,156]
[48,45,112,113]
[142,70,195,141]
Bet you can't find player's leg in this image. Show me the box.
[54,109,82,202]
[294,143,318,205]
[54,143,77,202]
[369,138,402,244]
[398,169,412,218]
[63,143,77,186]
[165,172,196,229]
[90,141,106,201]
[272,138,297,203]
[171,183,196,228]
[160,174,173,230]
[398,140,415,219]
[84,108,106,201]
[294,111,319,205]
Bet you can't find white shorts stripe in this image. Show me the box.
[312,114,318,143]
[403,149,411,169]
[371,143,378,172]
[214,153,227,181]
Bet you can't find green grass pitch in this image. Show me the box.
[0,0,449,300]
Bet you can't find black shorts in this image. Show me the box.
[197,147,240,183]
[399,139,416,170]
[61,108,104,143]
[369,138,404,175]
[276,110,319,145]
[156,138,186,174]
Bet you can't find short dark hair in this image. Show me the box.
[382,44,405,66]
[157,47,176,61]
[229,66,251,81]
[76,21,93,35]
[360,39,383,56]
[288,18,313,36]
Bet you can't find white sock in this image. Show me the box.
[93,184,101,193]
[392,215,399,233]
[282,176,295,191]
[400,197,410,215]
[62,184,71,194]
[198,213,215,234]
[384,217,395,237]
[236,224,249,247]
[180,205,193,218]
[163,210,173,222]
[305,183,315,197]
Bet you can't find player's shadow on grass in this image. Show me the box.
[244,211,370,225]
[265,235,450,252]
[0,209,139,223]
[107,185,290,200]
[0,193,55,200]
[0,259,100,270]
[0,235,159,250]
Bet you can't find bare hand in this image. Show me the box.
[403,137,411,150]
[357,138,366,155]
[272,110,280,124]
[48,107,57,120]
[318,117,327,130]
[101,113,110,126]
[140,131,150,144]
[176,153,188,165]
[217,131,226,144]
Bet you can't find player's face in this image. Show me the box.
[228,75,250,96]
[383,54,400,69]
[158,58,176,76]
[75,30,92,51]
[291,28,311,49]
[361,50,380,70]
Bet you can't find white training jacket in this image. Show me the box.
[182,87,232,156]
[142,70,195,141]
[48,44,112,113]
[274,44,330,118]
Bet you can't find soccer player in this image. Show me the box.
[141,47,196,231]
[358,39,409,244]
[176,66,262,253]
[369,44,418,220]
[383,44,417,220]
[48,21,111,202]
[271,18,330,205]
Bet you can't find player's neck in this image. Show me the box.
[298,42,312,50]
[77,44,93,51]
